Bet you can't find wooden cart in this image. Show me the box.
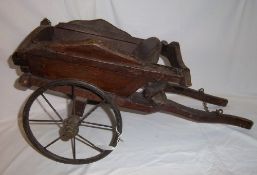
[12,18,253,164]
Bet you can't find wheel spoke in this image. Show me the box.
[71,85,76,115]
[81,121,113,131]
[41,94,63,121]
[76,134,103,152]
[79,101,104,124]
[44,137,61,149]
[29,119,62,126]
[71,138,76,159]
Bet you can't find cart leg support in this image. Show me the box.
[74,99,87,117]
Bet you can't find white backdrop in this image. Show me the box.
[0,0,257,175]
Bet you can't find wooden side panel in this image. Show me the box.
[48,41,142,65]
[25,48,184,97]
[53,27,139,57]
[27,54,149,97]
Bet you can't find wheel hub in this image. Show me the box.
[59,116,80,141]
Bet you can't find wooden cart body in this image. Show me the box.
[13,19,190,97]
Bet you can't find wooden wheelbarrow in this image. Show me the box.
[11,18,253,164]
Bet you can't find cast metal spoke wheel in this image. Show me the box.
[22,79,122,164]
